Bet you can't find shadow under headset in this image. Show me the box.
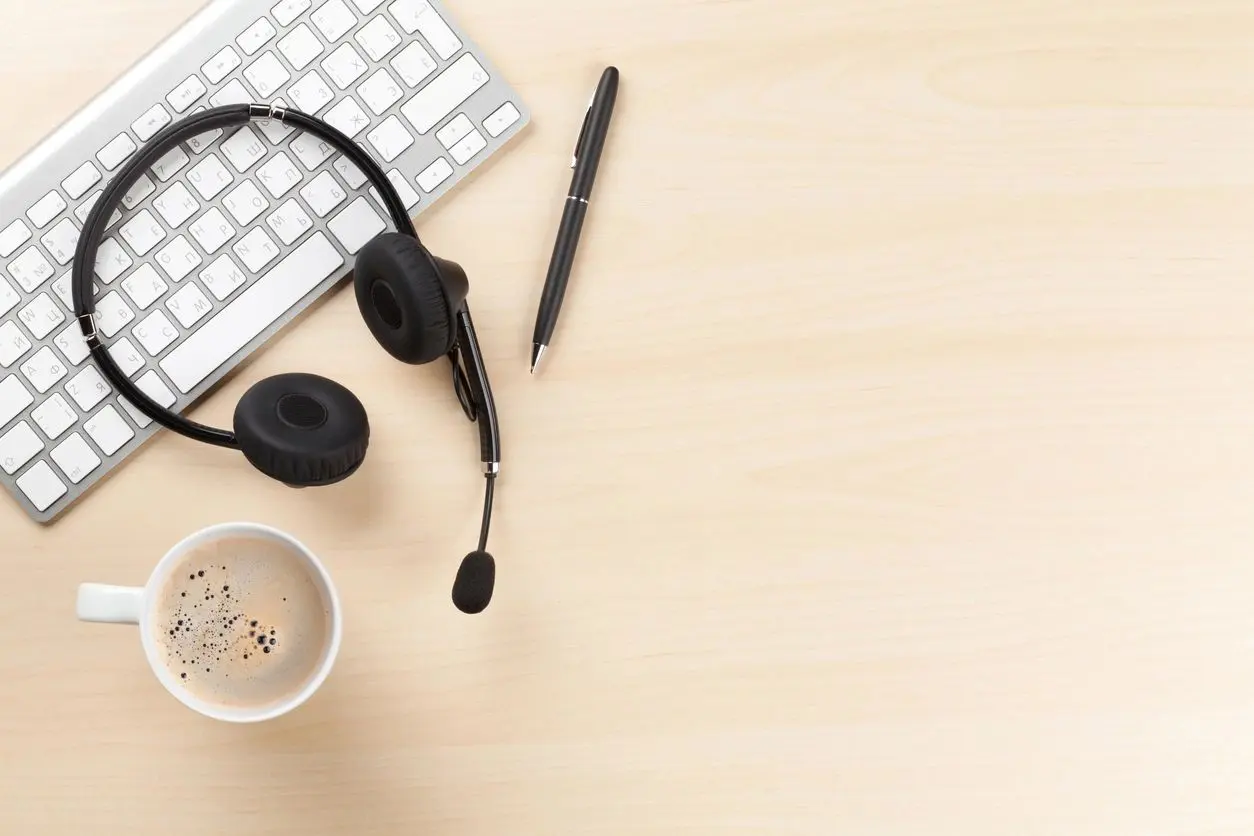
[70,103,501,615]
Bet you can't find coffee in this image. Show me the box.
[151,534,332,710]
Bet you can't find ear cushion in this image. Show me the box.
[233,373,370,487]
[354,232,452,365]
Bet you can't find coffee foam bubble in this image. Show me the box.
[152,535,331,710]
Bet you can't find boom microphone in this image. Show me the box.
[452,472,497,614]
[452,550,496,614]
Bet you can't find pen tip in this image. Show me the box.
[531,344,547,375]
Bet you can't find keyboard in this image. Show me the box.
[0,0,529,523]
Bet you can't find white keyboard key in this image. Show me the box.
[256,98,296,144]
[244,51,291,98]
[94,238,132,284]
[484,102,520,137]
[107,337,145,378]
[356,16,401,61]
[279,24,323,71]
[95,292,135,338]
[73,192,97,226]
[160,233,343,393]
[8,247,55,293]
[18,293,64,340]
[257,152,303,198]
[327,196,385,253]
[357,68,402,115]
[312,0,356,41]
[27,191,67,228]
[366,115,413,162]
[388,0,458,56]
[352,0,385,11]
[0,374,33,426]
[155,235,203,282]
[188,122,224,154]
[50,275,73,312]
[390,0,460,58]
[318,42,366,92]
[75,191,122,229]
[132,104,171,142]
[400,54,489,135]
[97,133,137,170]
[20,346,67,394]
[40,218,80,266]
[390,41,436,88]
[120,209,167,257]
[32,393,77,440]
[415,8,461,59]
[136,370,177,407]
[290,135,334,171]
[54,323,89,366]
[0,278,18,318]
[203,46,242,84]
[234,228,280,272]
[16,461,65,511]
[85,405,134,455]
[153,183,199,228]
[237,18,277,56]
[209,78,252,108]
[121,264,168,310]
[300,172,347,218]
[133,309,179,356]
[61,163,101,200]
[287,70,335,114]
[0,421,42,475]
[187,154,234,201]
[166,283,213,329]
[189,208,236,255]
[450,128,487,165]
[0,322,32,367]
[385,169,418,209]
[166,75,207,113]
[436,113,473,149]
[117,395,152,429]
[273,0,313,26]
[199,255,248,302]
[152,146,190,183]
[66,365,110,412]
[0,220,31,257]
[334,156,367,188]
[223,181,270,226]
[325,96,371,137]
[121,175,156,210]
[266,199,314,245]
[222,128,268,175]
[51,433,101,484]
[322,43,369,90]
[416,157,452,193]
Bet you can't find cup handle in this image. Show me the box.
[77,584,143,624]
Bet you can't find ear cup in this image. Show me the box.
[233,373,370,487]
[354,232,462,365]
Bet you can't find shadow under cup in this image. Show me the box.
[140,525,341,722]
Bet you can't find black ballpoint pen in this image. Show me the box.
[531,66,620,374]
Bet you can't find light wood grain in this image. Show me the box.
[5,0,1254,831]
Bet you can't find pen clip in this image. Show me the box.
[571,92,595,169]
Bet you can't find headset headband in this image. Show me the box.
[70,103,414,449]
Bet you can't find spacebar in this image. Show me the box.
[160,233,344,394]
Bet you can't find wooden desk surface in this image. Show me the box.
[4,0,1254,831]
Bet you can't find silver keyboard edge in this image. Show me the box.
[0,0,532,523]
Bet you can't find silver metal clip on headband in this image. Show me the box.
[248,102,288,122]
[76,312,98,344]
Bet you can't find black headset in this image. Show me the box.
[71,103,500,614]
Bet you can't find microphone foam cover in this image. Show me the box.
[452,550,495,614]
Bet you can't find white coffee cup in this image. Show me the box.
[76,522,342,723]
